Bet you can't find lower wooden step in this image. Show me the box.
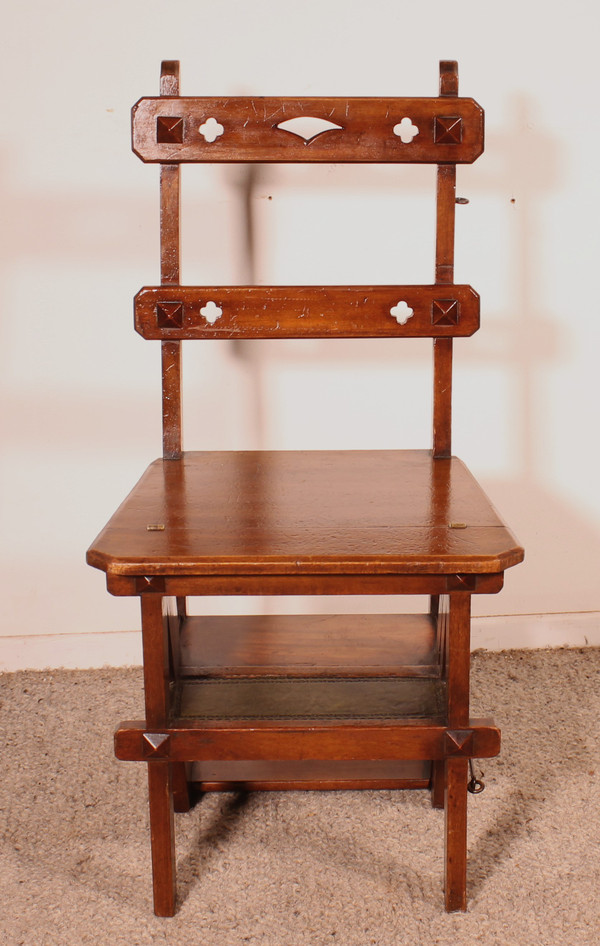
[177,676,446,720]
[188,759,432,792]
[179,613,440,678]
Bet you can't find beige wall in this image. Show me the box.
[1,1,599,665]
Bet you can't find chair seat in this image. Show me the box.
[87,449,523,579]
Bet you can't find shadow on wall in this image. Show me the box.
[222,95,562,460]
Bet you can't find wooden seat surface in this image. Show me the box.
[87,449,523,578]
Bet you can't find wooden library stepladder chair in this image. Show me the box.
[87,60,524,916]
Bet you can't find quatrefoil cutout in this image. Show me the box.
[276,116,343,142]
[200,301,222,324]
[199,117,224,143]
[390,301,414,325]
[393,117,419,144]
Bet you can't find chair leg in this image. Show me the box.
[148,761,177,916]
[444,757,468,912]
[430,759,445,809]
[172,762,193,813]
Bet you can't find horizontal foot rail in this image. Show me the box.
[115,718,500,763]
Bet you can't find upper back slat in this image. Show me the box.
[132,95,483,164]
[135,285,479,340]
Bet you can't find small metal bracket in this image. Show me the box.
[468,759,485,793]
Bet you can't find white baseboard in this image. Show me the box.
[0,630,143,672]
[0,612,598,672]
[472,611,599,651]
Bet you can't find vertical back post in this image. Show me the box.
[160,61,183,459]
[433,60,458,458]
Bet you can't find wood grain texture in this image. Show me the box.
[444,756,468,911]
[435,164,457,282]
[439,60,459,97]
[178,613,439,678]
[107,571,504,598]
[87,450,524,579]
[446,593,472,727]
[430,759,446,809]
[159,66,182,459]
[170,762,192,813]
[186,758,431,792]
[147,762,176,916]
[177,676,446,720]
[135,285,480,340]
[140,596,170,726]
[433,160,457,457]
[132,96,484,164]
[433,337,453,458]
[115,718,501,763]
[159,166,180,285]
[159,60,179,98]
[160,341,182,460]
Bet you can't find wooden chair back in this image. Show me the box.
[131,60,484,460]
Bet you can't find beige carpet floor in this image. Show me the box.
[0,647,599,946]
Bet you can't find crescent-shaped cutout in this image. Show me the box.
[276,116,344,142]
